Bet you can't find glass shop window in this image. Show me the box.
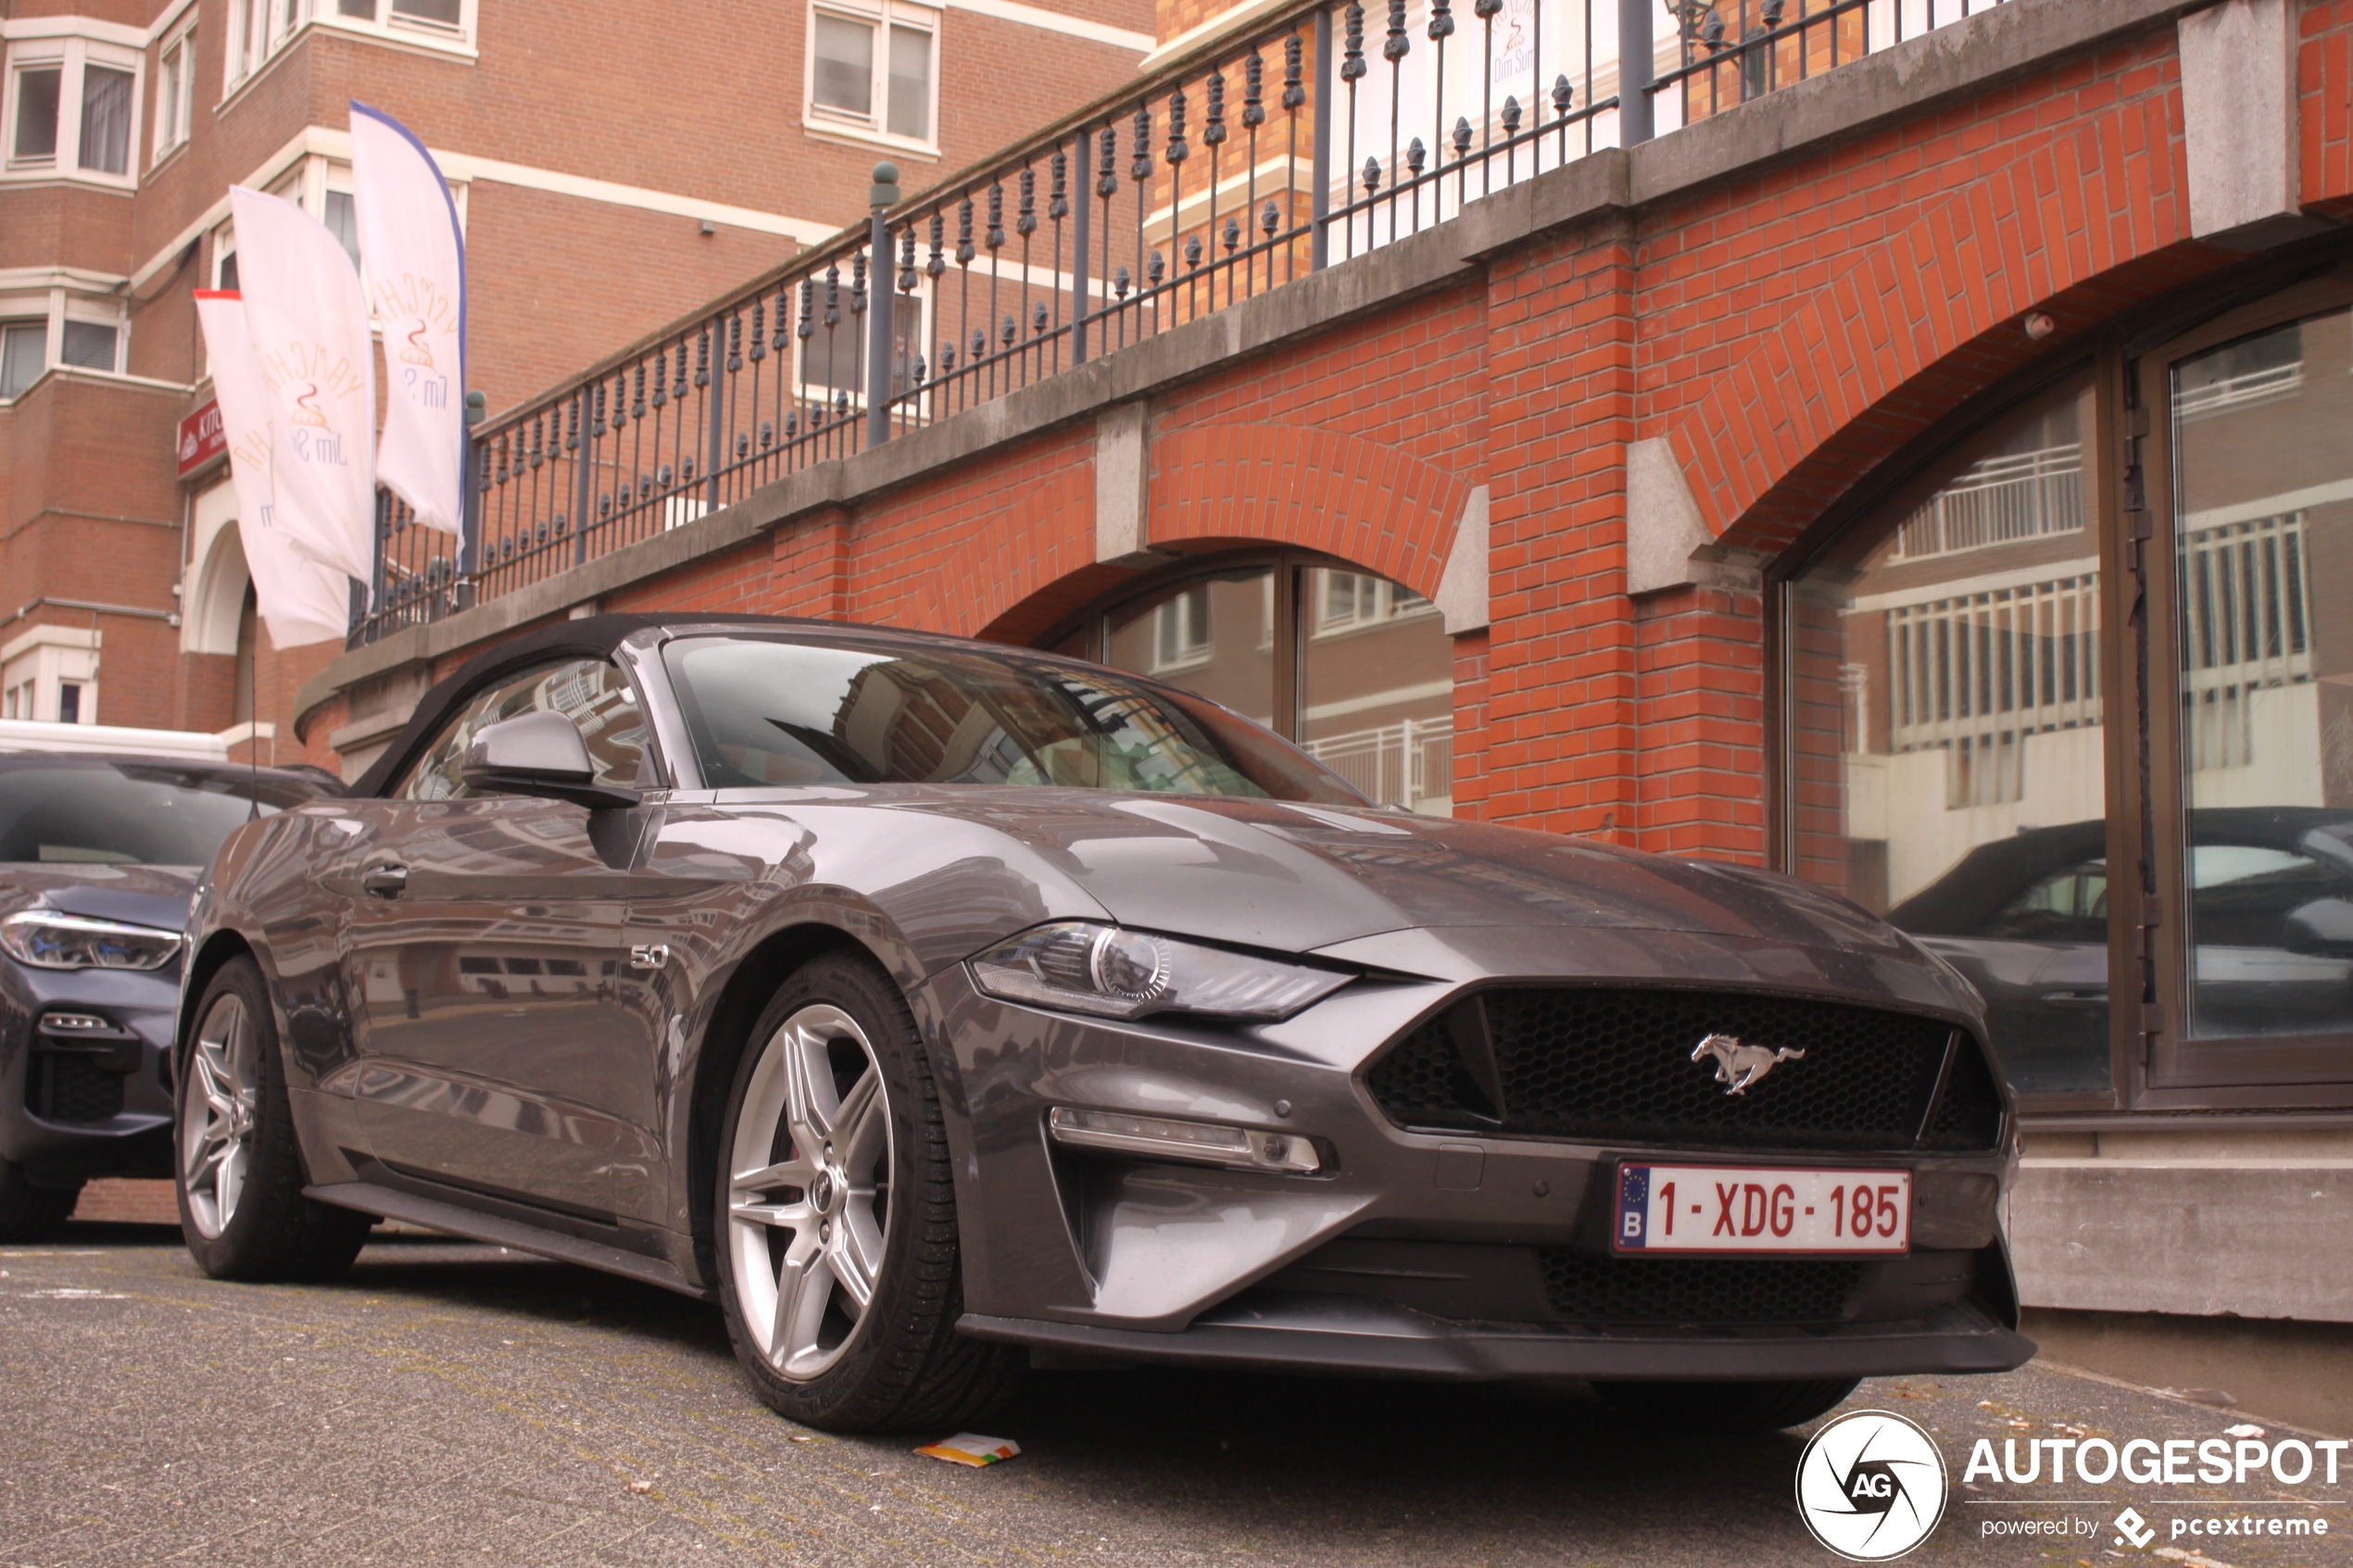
[1785,369,2112,1094]
[2167,307,2353,1052]
[1298,569,1451,816]
[1105,568,1276,727]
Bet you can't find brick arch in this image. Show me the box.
[1150,423,1472,599]
[929,421,1475,643]
[908,462,1098,640]
[1672,101,2218,554]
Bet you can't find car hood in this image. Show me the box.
[864,790,1914,960]
[0,863,200,932]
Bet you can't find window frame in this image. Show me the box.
[2127,269,2353,1108]
[3,34,143,189]
[0,287,130,400]
[1768,257,2353,1120]
[222,0,477,101]
[802,0,940,157]
[152,24,195,164]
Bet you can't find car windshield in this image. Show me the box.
[0,763,315,866]
[664,635,1366,804]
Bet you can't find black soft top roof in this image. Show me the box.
[347,612,950,797]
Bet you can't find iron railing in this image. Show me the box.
[355,0,2014,645]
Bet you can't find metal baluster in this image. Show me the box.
[984,180,1004,401]
[1428,0,1451,224]
[1241,54,1264,299]
[1204,70,1226,308]
[1288,30,1308,279]
[1340,3,1365,261]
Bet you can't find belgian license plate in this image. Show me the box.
[1613,1163,1911,1256]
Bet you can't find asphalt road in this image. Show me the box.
[3,1225,2346,1568]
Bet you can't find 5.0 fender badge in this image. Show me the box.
[1692,1032,1805,1096]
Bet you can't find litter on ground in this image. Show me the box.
[916,1433,1021,1467]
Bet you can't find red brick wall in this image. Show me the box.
[314,7,2353,875]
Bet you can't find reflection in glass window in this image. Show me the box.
[663,635,1359,804]
[2170,307,2353,1045]
[1299,568,1451,815]
[1104,568,1275,725]
[1789,370,2110,1093]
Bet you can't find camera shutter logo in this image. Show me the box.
[1794,1409,1949,1561]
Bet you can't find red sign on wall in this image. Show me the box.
[176,399,225,478]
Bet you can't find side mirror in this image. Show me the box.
[460,709,640,809]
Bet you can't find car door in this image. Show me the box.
[335,657,666,1223]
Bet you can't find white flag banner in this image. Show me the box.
[193,290,353,647]
[228,185,377,588]
[350,100,465,536]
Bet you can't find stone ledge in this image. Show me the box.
[2008,1160,2353,1323]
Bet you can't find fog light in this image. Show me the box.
[1048,1106,1321,1174]
[38,1012,113,1033]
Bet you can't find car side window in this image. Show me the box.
[1984,859,2108,943]
[394,659,648,801]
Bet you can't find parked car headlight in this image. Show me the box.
[0,910,182,972]
[969,921,1349,1021]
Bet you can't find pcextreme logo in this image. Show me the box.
[1794,1410,1950,1561]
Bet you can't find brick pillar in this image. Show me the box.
[1482,222,1640,842]
[773,506,853,620]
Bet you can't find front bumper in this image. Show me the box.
[0,960,178,1180]
[966,1297,2033,1382]
[925,936,2027,1382]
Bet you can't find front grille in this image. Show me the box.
[29,1056,125,1123]
[1540,1251,1864,1324]
[1364,987,1998,1151]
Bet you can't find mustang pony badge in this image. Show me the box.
[1692,1033,1806,1096]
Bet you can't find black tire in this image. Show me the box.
[713,951,1023,1433]
[1592,1377,1862,1431]
[0,1160,81,1243]
[175,957,371,1283]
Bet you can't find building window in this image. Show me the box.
[57,683,82,725]
[154,30,195,159]
[5,38,140,182]
[10,61,60,163]
[1071,556,1458,816]
[232,0,472,92]
[808,2,937,147]
[59,320,119,373]
[2154,300,2353,1079]
[1784,370,2108,1097]
[1,321,44,398]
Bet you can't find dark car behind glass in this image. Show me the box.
[0,754,330,1238]
[1891,808,2353,1093]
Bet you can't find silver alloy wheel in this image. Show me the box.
[181,992,259,1239]
[726,1003,894,1382]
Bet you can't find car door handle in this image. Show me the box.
[361,863,409,897]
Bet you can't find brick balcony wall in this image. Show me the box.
[298,0,2353,866]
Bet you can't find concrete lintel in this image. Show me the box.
[1434,485,1490,635]
[1094,402,1150,562]
[2178,0,2297,242]
[1624,437,1715,596]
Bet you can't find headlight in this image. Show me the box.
[968,921,1349,1021]
[0,910,182,972]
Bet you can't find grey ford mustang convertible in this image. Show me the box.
[177,613,2031,1432]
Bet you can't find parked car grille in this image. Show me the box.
[29,1056,125,1123]
[1539,1251,1865,1324]
[1363,986,1999,1151]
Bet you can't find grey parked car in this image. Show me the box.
[0,753,331,1239]
[177,614,2028,1433]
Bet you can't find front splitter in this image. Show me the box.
[961,1291,2035,1381]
